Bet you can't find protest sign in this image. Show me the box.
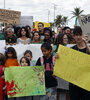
[34,21,50,31]
[79,14,90,39]
[19,16,33,28]
[4,66,46,98]
[0,9,21,25]
[54,45,90,91]
[0,40,6,54]
[6,44,42,62]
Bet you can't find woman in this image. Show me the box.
[55,33,69,100]
[17,27,31,44]
[31,31,42,44]
[55,33,68,52]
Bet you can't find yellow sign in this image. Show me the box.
[0,9,21,25]
[54,45,90,91]
[34,21,50,31]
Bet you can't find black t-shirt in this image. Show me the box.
[72,45,88,54]
[36,55,57,88]
[5,35,17,44]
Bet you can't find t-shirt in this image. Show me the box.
[36,55,57,88]
[72,45,88,54]
[5,59,19,68]
[5,35,17,44]
[17,38,31,44]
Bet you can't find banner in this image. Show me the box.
[4,66,46,98]
[0,9,21,25]
[34,21,50,31]
[54,45,90,91]
[79,14,90,40]
[0,40,6,54]
[6,44,42,62]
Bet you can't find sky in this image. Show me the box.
[0,0,90,28]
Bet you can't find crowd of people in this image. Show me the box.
[0,22,90,100]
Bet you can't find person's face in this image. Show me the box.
[41,47,51,57]
[63,35,68,45]
[21,28,26,36]
[7,30,14,37]
[7,52,13,58]
[65,29,71,34]
[25,53,32,61]
[21,58,28,66]
[34,33,40,40]
[58,27,62,33]
[74,34,83,43]
[38,24,44,31]
[44,32,50,40]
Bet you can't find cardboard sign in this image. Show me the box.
[54,45,90,91]
[0,9,21,25]
[79,14,90,39]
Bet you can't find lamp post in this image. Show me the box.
[4,0,5,9]
[52,3,57,31]
[48,10,50,23]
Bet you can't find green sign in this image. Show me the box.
[4,66,46,98]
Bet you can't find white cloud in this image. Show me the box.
[0,0,90,28]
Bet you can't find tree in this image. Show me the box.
[71,7,84,18]
[54,15,68,27]
[61,16,68,26]
[54,15,62,27]
[71,7,84,26]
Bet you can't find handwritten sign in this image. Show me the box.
[79,14,90,39]
[54,45,90,91]
[4,66,46,98]
[0,9,21,25]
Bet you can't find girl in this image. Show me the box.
[32,31,42,44]
[24,50,36,66]
[17,27,31,44]
[55,33,68,52]
[20,57,30,66]
[55,33,69,100]
[17,57,32,100]
[36,42,57,100]
[0,53,6,100]
[5,47,19,68]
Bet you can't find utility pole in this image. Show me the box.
[53,3,57,31]
[48,10,50,23]
[4,0,5,8]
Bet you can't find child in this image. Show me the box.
[24,50,35,66]
[20,57,30,66]
[17,57,32,100]
[5,47,19,68]
[0,53,6,100]
[36,42,57,100]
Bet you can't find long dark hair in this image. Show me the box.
[55,33,68,52]
[0,53,6,65]
[19,27,29,38]
[5,47,17,59]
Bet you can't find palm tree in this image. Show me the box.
[71,7,84,25]
[71,7,84,18]
[54,15,62,27]
[61,16,68,26]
